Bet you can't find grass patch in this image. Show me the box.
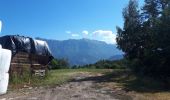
[67,69,170,100]
[9,69,112,89]
[90,69,169,92]
[9,68,170,100]
[85,69,170,100]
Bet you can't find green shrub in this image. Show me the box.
[50,59,69,69]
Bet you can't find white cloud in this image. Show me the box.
[66,31,71,34]
[82,30,89,35]
[71,34,80,37]
[0,20,2,33]
[66,29,117,44]
[92,30,116,44]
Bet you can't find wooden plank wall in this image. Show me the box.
[9,52,47,77]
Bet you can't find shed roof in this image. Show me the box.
[0,35,53,64]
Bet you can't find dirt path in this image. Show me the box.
[0,72,132,100]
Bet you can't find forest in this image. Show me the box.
[116,0,170,79]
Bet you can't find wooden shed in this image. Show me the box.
[0,35,53,77]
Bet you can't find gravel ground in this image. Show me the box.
[0,73,132,100]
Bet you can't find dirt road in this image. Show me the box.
[0,72,132,100]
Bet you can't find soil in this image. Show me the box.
[0,72,132,100]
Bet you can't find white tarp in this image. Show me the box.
[0,48,11,73]
[0,45,12,95]
[0,73,9,95]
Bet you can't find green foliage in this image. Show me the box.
[10,67,31,85]
[116,0,170,78]
[50,58,69,69]
[80,59,127,69]
[117,0,141,59]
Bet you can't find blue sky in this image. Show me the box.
[0,0,144,44]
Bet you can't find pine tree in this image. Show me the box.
[154,0,170,76]
[116,0,170,77]
[116,0,141,59]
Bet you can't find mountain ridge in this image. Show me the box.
[37,38,123,65]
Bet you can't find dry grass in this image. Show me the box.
[129,92,170,100]
[95,70,170,100]
[8,69,170,100]
[9,69,112,89]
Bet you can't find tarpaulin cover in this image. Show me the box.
[0,47,11,95]
[0,73,9,95]
[0,35,53,64]
[0,48,11,73]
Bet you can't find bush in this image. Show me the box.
[79,59,126,69]
[50,59,69,69]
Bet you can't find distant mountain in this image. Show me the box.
[109,54,124,61]
[37,38,123,65]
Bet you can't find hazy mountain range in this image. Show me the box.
[109,55,124,61]
[38,38,123,65]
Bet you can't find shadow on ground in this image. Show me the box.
[71,70,170,93]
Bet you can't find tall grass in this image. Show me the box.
[9,69,112,89]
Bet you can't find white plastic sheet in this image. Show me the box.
[0,46,11,95]
[0,48,12,73]
[0,73,9,95]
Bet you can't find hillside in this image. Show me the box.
[109,55,124,61]
[38,38,123,65]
